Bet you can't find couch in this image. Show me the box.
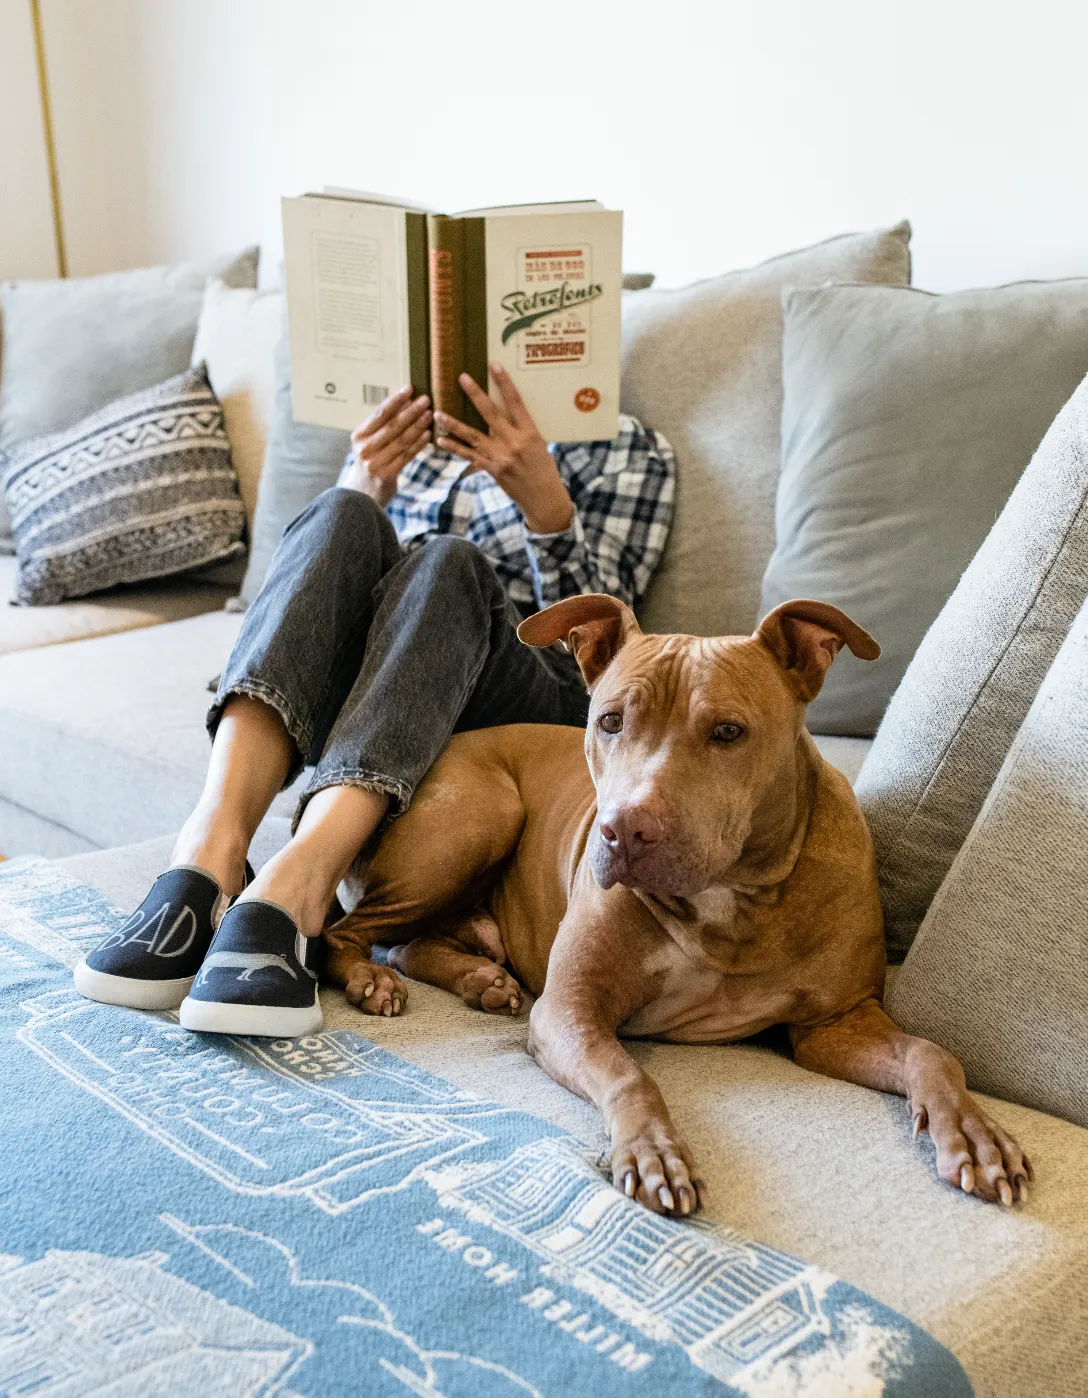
[2,514,1085,1398]
[2,230,1086,1396]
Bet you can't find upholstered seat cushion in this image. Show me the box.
[0,554,232,658]
[49,834,1088,1397]
[0,611,301,854]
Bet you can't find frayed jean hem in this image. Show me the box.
[293,767,413,835]
[207,679,313,788]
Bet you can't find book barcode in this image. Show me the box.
[361,384,389,406]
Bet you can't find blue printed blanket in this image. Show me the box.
[0,858,972,1397]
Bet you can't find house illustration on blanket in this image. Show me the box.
[16,988,834,1386]
[425,1137,832,1384]
[0,1248,310,1395]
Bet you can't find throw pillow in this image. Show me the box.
[236,321,352,606]
[0,246,258,551]
[856,370,1088,955]
[885,591,1088,1129]
[761,278,1088,737]
[621,222,911,639]
[1,366,246,606]
[191,279,283,531]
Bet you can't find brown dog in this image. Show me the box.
[323,595,1031,1216]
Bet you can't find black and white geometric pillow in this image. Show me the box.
[1,364,246,606]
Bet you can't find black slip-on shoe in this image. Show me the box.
[178,898,322,1037]
[73,861,254,1011]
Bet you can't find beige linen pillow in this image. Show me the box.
[191,280,283,532]
[885,593,1088,1129]
[856,371,1088,956]
[621,222,911,638]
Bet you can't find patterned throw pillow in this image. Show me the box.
[1,365,246,606]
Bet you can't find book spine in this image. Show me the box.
[459,217,488,432]
[426,214,466,422]
[405,213,431,399]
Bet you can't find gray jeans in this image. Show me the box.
[210,488,589,827]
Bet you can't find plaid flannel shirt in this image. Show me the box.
[339,414,675,618]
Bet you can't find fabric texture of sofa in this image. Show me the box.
[45,833,1088,1398]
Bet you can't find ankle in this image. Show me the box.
[172,808,249,897]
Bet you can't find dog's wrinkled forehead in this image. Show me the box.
[594,632,798,723]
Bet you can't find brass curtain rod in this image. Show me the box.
[29,0,67,277]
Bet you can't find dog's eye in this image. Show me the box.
[598,712,623,735]
[712,722,745,743]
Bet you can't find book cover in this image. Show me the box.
[282,195,428,432]
[283,194,621,443]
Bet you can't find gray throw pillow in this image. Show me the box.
[2,366,246,606]
[237,323,351,605]
[762,278,1088,736]
[857,370,1088,955]
[0,246,258,551]
[885,592,1088,1129]
[621,222,911,639]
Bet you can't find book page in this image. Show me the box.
[482,210,622,442]
[319,186,435,212]
[282,196,413,431]
[456,200,603,217]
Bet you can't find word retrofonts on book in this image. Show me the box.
[282,189,623,442]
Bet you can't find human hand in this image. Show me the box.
[341,387,432,507]
[434,364,575,535]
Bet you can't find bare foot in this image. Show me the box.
[236,844,337,939]
[344,960,408,1017]
[171,807,248,898]
[458,961,522,1015]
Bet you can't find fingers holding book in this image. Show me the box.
[344,389,432,506]
[434,368,574,535]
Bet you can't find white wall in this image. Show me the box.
[34,0,1088,291]
[0,0,59,279]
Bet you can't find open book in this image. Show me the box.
[282,190,623,442]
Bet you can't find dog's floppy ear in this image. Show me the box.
[518,594,641,688]
[756,599,880,701]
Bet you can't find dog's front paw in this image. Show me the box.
[344,961,408,1017]
[458,962,522,1015]
[611,1116,704,1217]
[914,1085,1033,1205]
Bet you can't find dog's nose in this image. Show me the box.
[599,804,664,859]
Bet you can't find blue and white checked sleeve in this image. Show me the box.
[521,419,676,610]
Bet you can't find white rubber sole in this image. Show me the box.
[73,957,194,1010]
[178,994,323,1038]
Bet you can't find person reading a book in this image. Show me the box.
[73,365,675,1036]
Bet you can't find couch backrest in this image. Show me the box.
[621,221,911,639]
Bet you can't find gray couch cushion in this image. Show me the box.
[621,222,911,639]
[238,324,352,604]
[0,246,259,550]
[886,593,1088,1128]
[51,836,1088,1395]
[0,611,300,851]
[762,279,1088,737]
[0,553,232,657]
[857,370,1088,955]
